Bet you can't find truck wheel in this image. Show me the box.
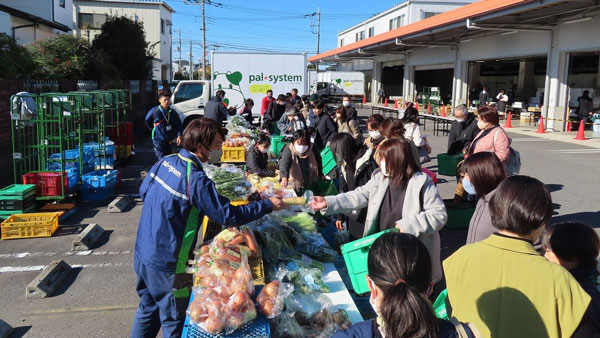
[183,115,202,129]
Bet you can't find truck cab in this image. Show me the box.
[170,80,211,128]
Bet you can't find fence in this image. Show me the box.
[0,79,159,188]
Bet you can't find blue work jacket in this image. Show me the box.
[144,105,183,151]
[135,149,273,275]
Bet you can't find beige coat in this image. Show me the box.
[322,171,447,282]
[336,118,363,143]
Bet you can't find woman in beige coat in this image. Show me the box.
[310,138,447,282]
[335,106,363,145]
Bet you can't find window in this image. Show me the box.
[161,18,165,34]
[340,38,344,47]
[399,15,405,27]
[79,13,107,29]
[423,12,439,19]
[174,83,204,103]
[368,27,375,37]
[59,0,65,8]
[389,18,395,30]
[355,31,365,42]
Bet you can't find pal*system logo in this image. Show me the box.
[249,73,303,84]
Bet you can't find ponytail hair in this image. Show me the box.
[368,232,438,338]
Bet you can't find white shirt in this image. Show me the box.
[404,122,425,147]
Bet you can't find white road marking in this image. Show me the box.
[0,262,132,274]
[0,250,131,260]
[547,149,600,153]
[511,138,551,142]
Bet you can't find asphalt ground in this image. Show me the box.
[1,107,599,337]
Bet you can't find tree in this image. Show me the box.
[0,33,35,79]
[92,16,156,80]
[27,35,91,79]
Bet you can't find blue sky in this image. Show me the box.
[166,0,394,63]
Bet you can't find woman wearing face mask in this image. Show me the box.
[466,106,511,166]
[459,152,506,244]
[364,114,385,150]
[246,133,278,178]
[380,118,421,166]
[310,138,447,282]
[334,232,478,338]
[279,129,322,193]
[335,106,363,145]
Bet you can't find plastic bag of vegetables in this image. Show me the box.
[256,280,294,319]
[187,288,228,334]
[282,212,317,233]
[284,289,335,337]
[224,290,258,334]
[205,164,245,184]
[216,180,251,201]
[275,262,330,294]
[270,311,305,338]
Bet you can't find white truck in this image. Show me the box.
[315,71,365,100]
[170,52,307,127]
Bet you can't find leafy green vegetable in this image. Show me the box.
[216,180,250,201]
[283,213,316,233]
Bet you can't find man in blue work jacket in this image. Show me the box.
[131,118,286,338]
[145,91,183,160]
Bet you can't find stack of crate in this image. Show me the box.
[0,184,36,219]
[81,170,118,201]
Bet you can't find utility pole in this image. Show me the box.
[189,33,193,80]
[202,0,207,81]
[177,28,182,77]
[316,7,321,55]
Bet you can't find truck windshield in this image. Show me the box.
[174,83,204,103]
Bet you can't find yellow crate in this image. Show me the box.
[1,212,61,240]
[220,146,246,163]
[115,145,132,158]
[201,200,249,242]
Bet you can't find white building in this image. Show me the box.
[312,0,600,132]
[0,0,73,45]
[72,0,174,81]
[337,0,474,48]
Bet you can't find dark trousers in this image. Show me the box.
[131,257,188,338]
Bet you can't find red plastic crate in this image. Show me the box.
[22,173,41,195]
[107,122,133,145]
[22,173,68,197]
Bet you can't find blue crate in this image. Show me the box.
[94,155,115,169]
[85,141,115,156]
[48,147,95,163]
[81,184,115,201]
[181,286,270,338]
[65,168,79,190]
[82,170,118,188]
[83,163,94,174]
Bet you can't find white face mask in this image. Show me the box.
[482,90,486,93]
[343,101,350,107]
[294,115,299,120]
[259,146,268,154]
[368,130,382,140]
[477,120,488,130]
[295,144,309,154]
[380,161,389,177]
[310,136,315,143]
[456,118,465,123]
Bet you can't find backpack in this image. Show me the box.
[493,129,521,176]
[449,317,483,338]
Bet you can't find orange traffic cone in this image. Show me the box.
[427,104,431,114]
[415,102,419,111]
[384,98,388,107]
[394,99,398,109]
[363,95,366,104]
[574,120,588,140]
[536,115,546,134]
[566,121,572,132]
[441,105,447,117]
[504,112,512,128]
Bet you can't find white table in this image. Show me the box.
[322,263,364,325]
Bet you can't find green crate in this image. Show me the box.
[0,185,36,200]
[340,229,398,295]
[444,200,476,229]
[437,153,464,176]
[270,135,291,157]
[320,146,336,176]
[0,204,37,220]
[306,180,338,197]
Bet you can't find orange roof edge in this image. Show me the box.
[308,0,531,62]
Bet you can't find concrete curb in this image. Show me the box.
[108,196,134,213]
[505,127,600,148]
[26,260,72,299]
[72,223,105,251]
[0,319,12,338]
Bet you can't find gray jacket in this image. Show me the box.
[466,189,497,244]
[322,170,447,282]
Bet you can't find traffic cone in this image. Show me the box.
[362,95,366,104]
[504,112,512,128]
[394,99,398,109]
[415,102,419,111]
[574,120,588,140]
[427,104,431,114]
[536,115,546,134]
[384,97,388,107]
[566,121,572,132]
[441,105,447,117]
